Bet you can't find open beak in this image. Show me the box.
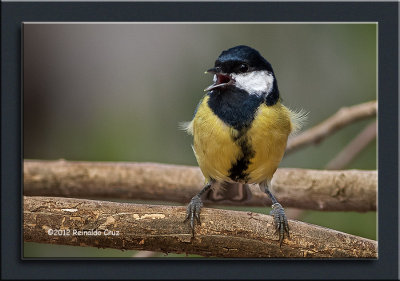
[204,69,233,92]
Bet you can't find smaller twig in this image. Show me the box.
[326,121,377,170]
[286,101,377,154]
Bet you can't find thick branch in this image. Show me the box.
[23,196,377,258]
[24,160,377,212]
[286,101,377,154]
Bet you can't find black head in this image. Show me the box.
[213,45,275,74]
[204,45,279,106]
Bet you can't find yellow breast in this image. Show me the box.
[189,95,292,184]
[191,95,242,182]
[245,103,292,183]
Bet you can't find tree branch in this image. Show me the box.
[24,196,377,258]
[286,121,377,220]
[24,160,377,212]
[286,101,377,154]
[325,121,377,170]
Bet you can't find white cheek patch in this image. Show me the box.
[231,70,274,96]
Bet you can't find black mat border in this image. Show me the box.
[1,1,398,280]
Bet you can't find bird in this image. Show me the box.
[182,45,305,246]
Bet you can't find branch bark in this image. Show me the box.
[24,160,377,212]
[286,101,377,154]
[23,196,377,258]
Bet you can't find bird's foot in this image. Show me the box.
[270,203,290,247]
[184,195,203,237]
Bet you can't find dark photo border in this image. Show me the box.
[2,1,398,280]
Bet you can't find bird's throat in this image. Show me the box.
[207,88,263,131]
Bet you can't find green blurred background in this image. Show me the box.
[23,23,377,258]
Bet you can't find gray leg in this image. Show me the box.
[184,182,212,236]
[261,182,289,246]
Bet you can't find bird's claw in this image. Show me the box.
[184,195,203,237]
[270,203,289,247]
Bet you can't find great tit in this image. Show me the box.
[182,45,304,246]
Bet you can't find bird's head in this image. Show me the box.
[204,45,279,103]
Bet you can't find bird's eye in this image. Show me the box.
[239,64,249,73]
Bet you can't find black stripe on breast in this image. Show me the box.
[228,129,255,182]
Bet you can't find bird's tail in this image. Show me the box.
[201,182,252,203]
